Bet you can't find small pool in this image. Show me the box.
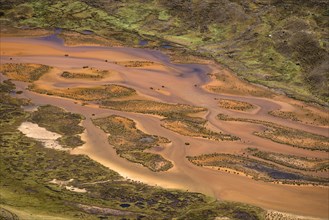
[82,30,94,35]
[139,40,148,46]
[139,137,155,143]
[120,203,131,208]
[246,163,302,180]
[161,44,172,49]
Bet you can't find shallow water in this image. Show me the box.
[81,30,94,35]
[161,44,172,49]
[139,40,148,46]
[1,34,211,83]
[246,163,302,180]
[119,204,131,208]
[139,137,155,143]
[36,28,64,44]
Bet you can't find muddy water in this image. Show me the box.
[1,37,328,218]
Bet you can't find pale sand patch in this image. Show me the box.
[266,210,325,220]
[18,122,67,151]
[50,179,87,193]
[64,186,87,193]
[22,105,39,112]
[49,178,74,186]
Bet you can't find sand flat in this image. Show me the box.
[18,122,66,151]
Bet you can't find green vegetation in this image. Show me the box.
[60,69,108,79]
[246,148,329,172]
[2,0,328,104]
[0,207,19,220]
[268,104,329,126]
[187,153,328,186]
[93,115,173,172]
[29,105,85,148]
[255,126,329,152]
[113,61,156,67]
[0,79,16,93]
[30,84,136,101]
[0,63,51,82]
[218,113,329,152]
[101,100,206,117]
[102,100,239,141]
[0,81,266,219]
[58,30,123,46]
[0,82,29,131]
[206,71,274,98]
[162,115,239,141]
[218,99,255,111]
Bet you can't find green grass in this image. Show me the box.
[0,83,29,130]
[158,10,170,21]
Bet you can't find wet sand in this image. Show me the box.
[1,37,328,218]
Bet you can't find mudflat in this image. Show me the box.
[1,36,328,218]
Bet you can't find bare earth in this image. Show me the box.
[1,37,328,218]
[18,122,66,151]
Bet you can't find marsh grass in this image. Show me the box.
[93,115,173,172]
[218,99,255,111]
[102,100,239,141]
[0,63,51,82]
[30,84,136,102]
[218,114,329,152]
[268,104,329,127]
[60,69,108,79]
[187,153,328,186]
[246,148,329,172]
